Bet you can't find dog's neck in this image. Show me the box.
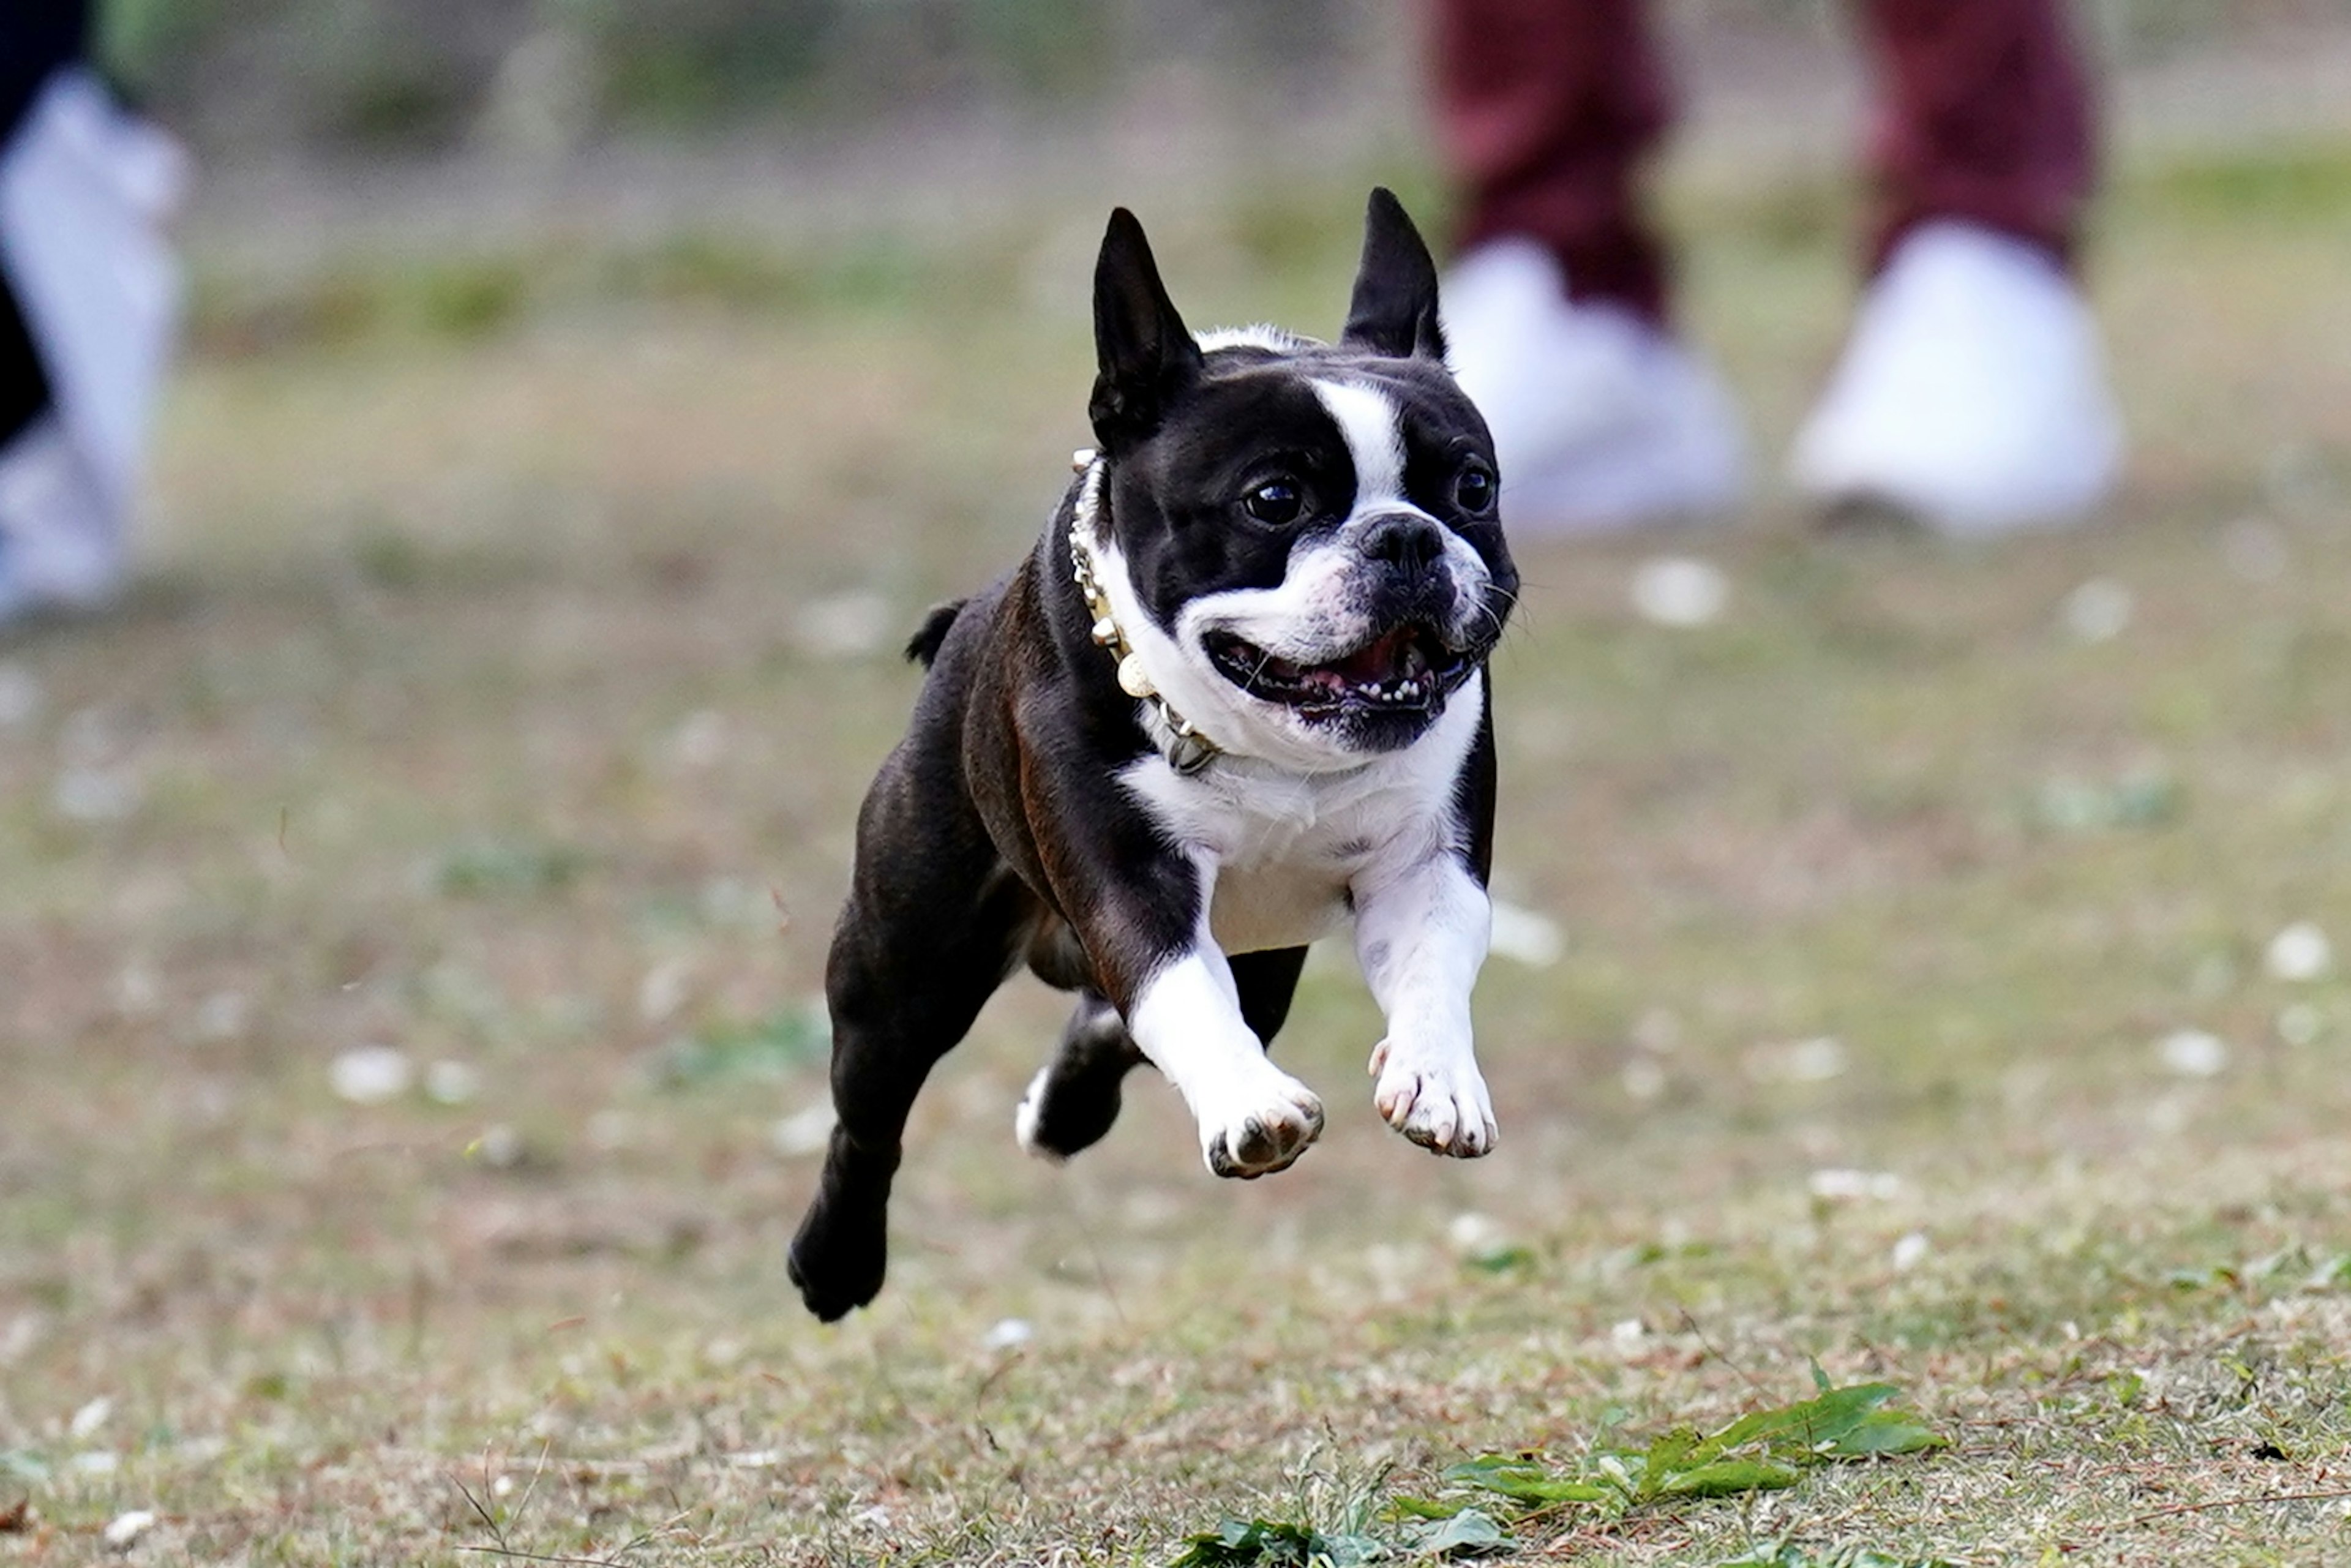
[1065,448,1220,776]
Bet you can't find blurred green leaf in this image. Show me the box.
[435,838,595,898]
[647,1005,830,1088]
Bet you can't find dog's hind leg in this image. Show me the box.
[789,766,1033,1321]
[1014,989,1139,1162]
[1014,946,1310,1162]
[1231,945,1309,1046]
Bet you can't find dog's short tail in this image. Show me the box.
[903,599,967,667]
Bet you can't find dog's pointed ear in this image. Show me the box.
[1089,208,1203,451]
[1341,188,1446,362]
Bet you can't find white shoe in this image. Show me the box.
[0,414,122,625]
[1790,220,2123,535]
[1441,239,1747,534]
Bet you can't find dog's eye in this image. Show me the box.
[1455,463,1497,516]
[1243,479,1304,526]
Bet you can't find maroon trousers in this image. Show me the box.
[1434,0,2096,324]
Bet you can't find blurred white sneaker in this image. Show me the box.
[1441,239,1746,533]
[0,414,121,624]
[1790,220,2123,535]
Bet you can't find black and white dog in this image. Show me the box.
[789,190,1518,1321]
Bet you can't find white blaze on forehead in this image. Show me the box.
[1312,380,1406,503]
[1195,323,1311,354]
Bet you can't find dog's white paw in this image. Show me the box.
[1368,1038,1496,1157]
[1196,1070,1324,1179]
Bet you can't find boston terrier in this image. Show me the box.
[788,190,1518,1321]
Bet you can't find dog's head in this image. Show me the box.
[1074,190,1517,772]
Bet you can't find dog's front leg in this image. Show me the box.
[1109,849,1325,1179]
[1353,849,1496,1157]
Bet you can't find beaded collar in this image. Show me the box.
[1063,448,1220,775]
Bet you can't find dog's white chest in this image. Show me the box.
[1117,686,1479,955]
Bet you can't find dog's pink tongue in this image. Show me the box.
[1327,628,1414,686]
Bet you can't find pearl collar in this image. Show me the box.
[1063,448,1220,775]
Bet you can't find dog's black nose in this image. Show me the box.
[1360,511,1445,574]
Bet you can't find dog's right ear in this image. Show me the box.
[1089,208,1202,452]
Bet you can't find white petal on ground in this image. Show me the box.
[1610,1318,1646,1349]
[2157,1029,2229,1079]
[770,1102,836,1158]
[193,991,249,1042]
[69,1395,111,1439]
[1892,1231,1932,1271]
[113,964,160,1016]
[53,765,141,822]
[2060,578,2134,643]
[982,1318,1034,1351]
[73,1450,119,1474]
[637,958,693,1024]
[1809,1168,1903,1202]
[102,1509,155,1547]
[2265,921,2333,982]
[1749,1036,1849,1084]
[667,707,730,770]
[473,1124,525,1168]
[1621,1057,1667,1101]
[425,1060,480,1105]
[1447,1212,1505,1255]
[1630,556,1730,628]
[330,1045,413,1105]
[1486,898,1564,967]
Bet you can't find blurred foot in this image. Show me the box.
[1790,221,2123,535]
[0,415,125,628]
[1441,239,1746,533]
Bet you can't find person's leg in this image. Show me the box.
[1857,0,2096,272]
[1431,0,1745,531]
[0,2,90,141]
[0,1,186,626]
[0,0,82,456]
[1790,0,2120,533]
[1435,0,1674,324]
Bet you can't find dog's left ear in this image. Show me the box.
[1341,188,1446,362]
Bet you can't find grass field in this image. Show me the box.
[5,118,2351,1564]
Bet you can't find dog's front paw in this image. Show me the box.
[1197,1071,1325,1179]
[1368,1038,1496,1157]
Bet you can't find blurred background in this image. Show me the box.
[4,1,2351,1561]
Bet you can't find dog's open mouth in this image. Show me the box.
[1205,624,1471,715]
